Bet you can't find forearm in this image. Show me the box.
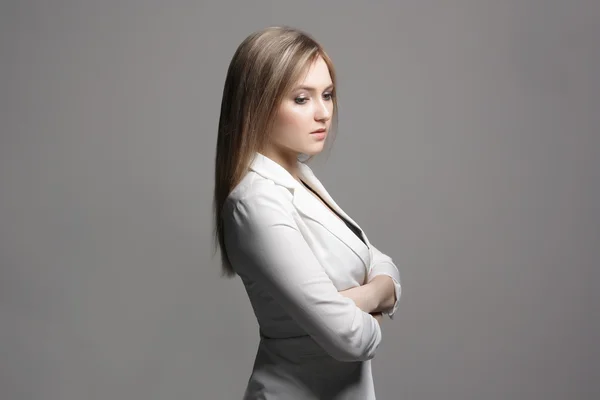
[339,275,396,314]
[367,275,396,313]
[338,283,378,314]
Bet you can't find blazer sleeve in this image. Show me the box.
[223,190,382,362]
[366,244,402,319]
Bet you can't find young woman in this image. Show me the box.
[213,26,401,400]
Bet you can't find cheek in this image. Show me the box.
[276,106,312,130]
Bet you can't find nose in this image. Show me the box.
[314,98,332,122]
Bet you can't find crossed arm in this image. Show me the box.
[224,194,384,361]
[339,245,402,319]
[223,191,401,361]
[339,274,397,315]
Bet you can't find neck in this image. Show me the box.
[260,147,301,181]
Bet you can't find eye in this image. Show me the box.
[294,96,309,105]
[323,92,334,101]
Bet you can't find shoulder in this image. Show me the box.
[223,171,295,224]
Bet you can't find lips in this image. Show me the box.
[310,128,327,140]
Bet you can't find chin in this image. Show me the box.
[306,140,328,153]
[302,146,325,156]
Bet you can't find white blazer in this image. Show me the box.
[223,152,401,400]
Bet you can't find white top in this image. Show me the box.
[223,152,401,399]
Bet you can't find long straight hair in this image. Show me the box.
[213,26,338,277]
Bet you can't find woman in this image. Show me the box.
[213,26,401,399]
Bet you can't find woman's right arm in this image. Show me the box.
[223,190,382,362]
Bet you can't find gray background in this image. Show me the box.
[1,0,598,399]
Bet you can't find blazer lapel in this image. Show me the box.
[297,162,372,250]
[249,152,371,271]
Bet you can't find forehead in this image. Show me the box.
[297,56,332,87]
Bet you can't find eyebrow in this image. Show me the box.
[292,84,334,92]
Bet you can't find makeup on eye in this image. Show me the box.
[294,91,334,104]
[291,83,334,101]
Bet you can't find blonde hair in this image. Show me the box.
[213,26,338,277]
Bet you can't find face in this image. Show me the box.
[264,56,334,167]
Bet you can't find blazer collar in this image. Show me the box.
[248,151,301,189]
[249,152,371,271]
